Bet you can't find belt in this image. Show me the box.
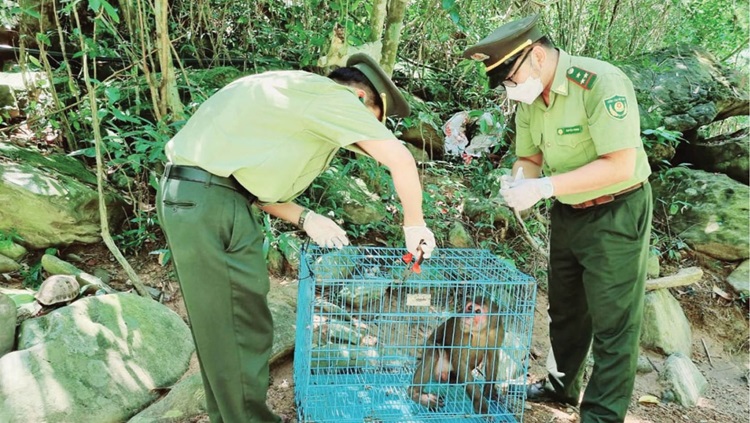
[570,181,645,210]
[163,164,256,201]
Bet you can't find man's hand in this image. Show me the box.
[501,177,554,212]
[302,211,350,249]
[403,225,436,259]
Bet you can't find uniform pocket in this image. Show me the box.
[163,199,196,209]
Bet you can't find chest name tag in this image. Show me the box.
[557,125,583,135]
[566,67,597,90]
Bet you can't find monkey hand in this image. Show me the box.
[302,211,350,249]
[410,388,444,410]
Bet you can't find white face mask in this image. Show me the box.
[505,55,544,104]
[505,76,543,104]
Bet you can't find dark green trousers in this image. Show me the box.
[157,177,280,423]
[547,183,652,423]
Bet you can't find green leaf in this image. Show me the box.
[441,0,455,9]
[101,1,120,23]
[89,0,101,12]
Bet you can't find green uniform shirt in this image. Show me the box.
[165,71,396,204]
[515,50,651,205]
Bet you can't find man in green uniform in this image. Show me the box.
[464,14,652,423]
[157,53,437,423]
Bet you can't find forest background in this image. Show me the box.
[1,0,747,279]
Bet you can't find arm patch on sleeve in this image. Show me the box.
[604,95,628,119]
[566,67,597,90]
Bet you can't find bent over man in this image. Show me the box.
[157,53,437,422]
[465,14,653,423]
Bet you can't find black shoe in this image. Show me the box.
[523,379,579,406]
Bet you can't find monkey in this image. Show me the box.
[409,296,504,415]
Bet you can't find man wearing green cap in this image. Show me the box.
[464,14,652,423]
[157,53,437,423]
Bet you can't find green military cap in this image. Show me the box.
[463,14,544,87]
[347,53,411,119]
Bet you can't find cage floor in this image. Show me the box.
[297,372,520,423]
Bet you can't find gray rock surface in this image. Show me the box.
[0,293,194,423]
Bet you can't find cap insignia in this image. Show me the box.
[470,52,490,61]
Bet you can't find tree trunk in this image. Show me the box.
[369,0,387,42]
[154,0,184,120]
[380,0,408,77]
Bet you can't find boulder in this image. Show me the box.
[0,293,194,423]
[0,293,16,357]
[0,142,126,249]
[651,167,749,260]
[660,352,708,407]
[620,46,748,137]
[641,289,692,356]
[727,260,750,298]
[675,127,749,184]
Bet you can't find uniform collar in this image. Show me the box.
[550,49,572,96]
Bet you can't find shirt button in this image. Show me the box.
[546,142,551,147]
[544,112,550,117]
[551,168,557,172]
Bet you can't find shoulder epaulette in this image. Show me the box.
[566,66,597,90]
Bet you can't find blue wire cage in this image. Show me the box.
[294,246,537,423]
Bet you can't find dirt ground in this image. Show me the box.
[10,244,749,423]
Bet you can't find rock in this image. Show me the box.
[312,169,387,226]
[277,232,302,275]
[660,352,708,407]
[0,240,27,261]
[641,289,692,356]
[727,260,750,298]
[463,196,513,239]
[400,121,444,160]
[620,46,748,138]
[0,293,194,423]
[267,246,285,276]
[0,253,20,273]
[645,267,702,291]
[130,281,297,423]
[404,142,431,163]
[651,168,749,261]
[636,355,654,374]
[337,280,389,308]
[0,142,126,249]
[0,287,42,322]
[647,251,660,279]
[41,253,83,275]
[0,293,16,357]
[448,222,474,248]
[676,127,749,184]
[127,373,207,423]
[268,284,298,364]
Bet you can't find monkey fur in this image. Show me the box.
[409,296,504,414]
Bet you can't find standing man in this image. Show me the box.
[464,14,652,423]
[157,53,437,423]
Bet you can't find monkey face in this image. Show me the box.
[461,301,488,332]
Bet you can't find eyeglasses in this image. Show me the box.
[501,48,532,88]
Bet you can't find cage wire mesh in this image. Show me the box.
[294,246,537,423]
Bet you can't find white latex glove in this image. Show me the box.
[500,176,554,212]
[403,225,436,259]
[500,167,524,190]
[302,211,350,249]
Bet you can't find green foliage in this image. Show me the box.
[21,248,58,289]
[642,126,684,149]
[0,229,22,247]
[113,211,160,255]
